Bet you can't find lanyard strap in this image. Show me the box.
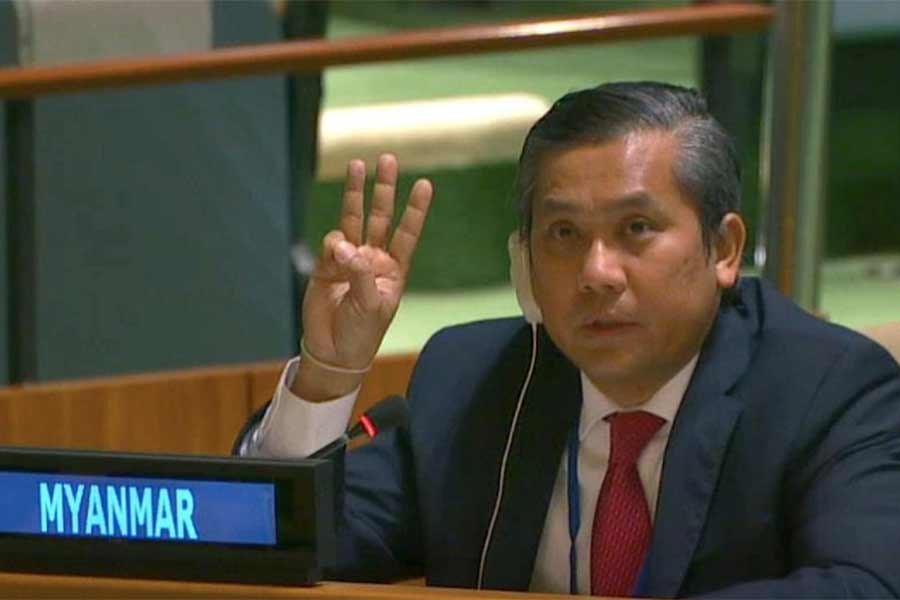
[566,421,581,595]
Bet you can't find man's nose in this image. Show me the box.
[577,240,627,295]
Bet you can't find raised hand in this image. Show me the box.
[291,154,433,401]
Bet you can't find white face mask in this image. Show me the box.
[507,231,543,324]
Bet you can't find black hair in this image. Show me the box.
[515,81,741,254]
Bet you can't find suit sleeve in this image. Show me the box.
[706,339,900,598]
[325,323,480,583]
[231,383,423,582]
[327,422,424,582]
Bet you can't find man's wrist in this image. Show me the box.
[290,359,365,402]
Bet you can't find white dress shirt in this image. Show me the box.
[240,357,357,458]
[243,354,698,596]
[528,357,697,595]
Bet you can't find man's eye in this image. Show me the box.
[550,223,577,240]
[626,219,653,236]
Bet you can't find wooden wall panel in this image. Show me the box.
[0,366,250,455]
[248,361,284,414]
[352,353,418,422]
[0,354,418,456]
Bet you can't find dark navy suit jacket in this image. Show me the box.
[239,277,900,597]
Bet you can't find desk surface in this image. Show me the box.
[0,572,577,599]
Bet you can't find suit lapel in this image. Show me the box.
[639,305,753,598]
[481,327,582,591]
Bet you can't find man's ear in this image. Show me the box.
[713,213,746,289]
[508,232,543,324]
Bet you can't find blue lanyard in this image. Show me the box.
[566,419,581,595]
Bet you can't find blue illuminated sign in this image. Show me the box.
[0,471,276,545]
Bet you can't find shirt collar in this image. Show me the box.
[578,355,699,441]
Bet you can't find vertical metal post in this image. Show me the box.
[5,99,36,383]
[758,0,833,310]
[283,0,329,348]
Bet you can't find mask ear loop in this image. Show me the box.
[508,232,543,324]
[476,321,538,589]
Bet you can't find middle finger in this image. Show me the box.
[366,154,398,248]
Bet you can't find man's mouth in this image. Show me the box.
[581,319,640,336]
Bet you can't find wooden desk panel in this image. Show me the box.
[0,572,574,599]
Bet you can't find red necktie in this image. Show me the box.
[590,411,666,597]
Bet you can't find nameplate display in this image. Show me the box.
[0,447,336,586]
[0,472,276,545]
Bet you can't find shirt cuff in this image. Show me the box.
[245,356,358,458]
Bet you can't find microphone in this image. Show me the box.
[308,395,408,459]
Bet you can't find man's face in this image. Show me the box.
[529,131,741,405]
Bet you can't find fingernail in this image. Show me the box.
[335,242,354,264]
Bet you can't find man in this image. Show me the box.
[237,82,900,597]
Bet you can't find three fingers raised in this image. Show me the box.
[334,155,433,277]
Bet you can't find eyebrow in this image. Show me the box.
[536,192,658,215]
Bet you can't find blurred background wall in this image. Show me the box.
[0,0,897,382]
[0,0,314,383]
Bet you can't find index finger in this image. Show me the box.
[339,160,366,245]
[389,178,433,273]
